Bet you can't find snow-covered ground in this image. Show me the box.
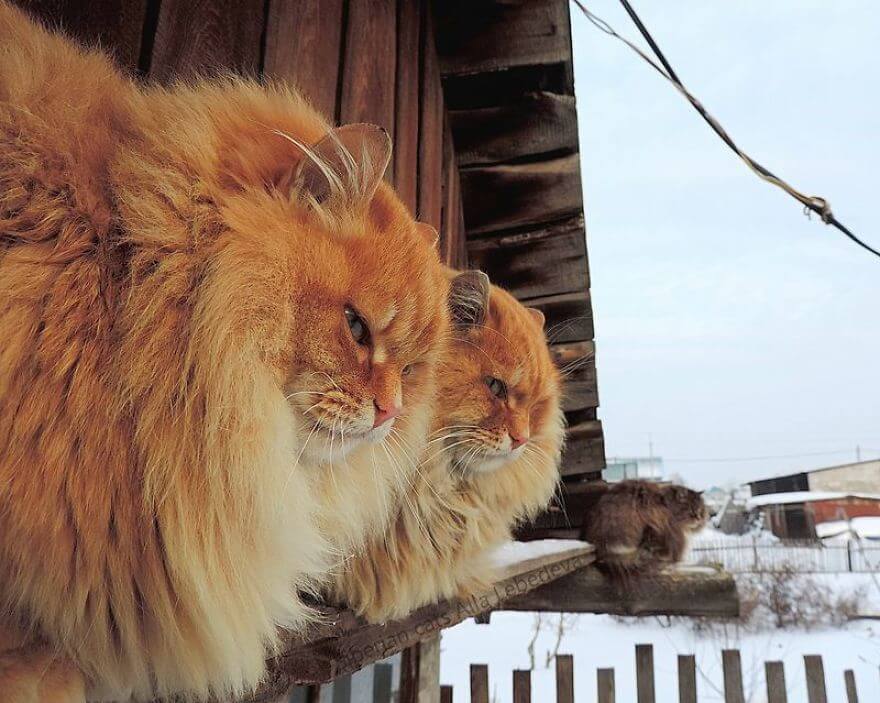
[440,577,880,702]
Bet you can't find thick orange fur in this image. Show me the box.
[0,3,448,700]
[331,284,564,622]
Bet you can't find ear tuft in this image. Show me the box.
[526,308,545,328]
[449,270,490,330]
[287,123,392,205]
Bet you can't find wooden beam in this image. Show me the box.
[148,0,264,82]
[513,670,531,703]
[436,0,570,76]
[597,668,615,703]
[243,544,594,698]
[525,290,593,344]
[556,655,574,703]
[467,217,588,301]
[16,0,149,73]
[562,420,605,477]
[470,664,489,703]
[442,63,573,111]
[450,92,578,166]
[393,0,422,213]
[417,5,443,229]
[636,645,655,703]
[263,0,345,121]
[461,154,582,235]
[722,650,746,703]
[765,662,788,703]
[551,341,599,413]
[678,655,697,703]
[498,565,739,618]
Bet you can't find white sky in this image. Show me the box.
[570,1,880,489]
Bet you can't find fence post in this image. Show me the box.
[635,644,655,703]
[556,654,574,703]
[844,669,858,703]
[677,655,697,703]
[722,650,745,703]
[846,540,854,572]
[513,670,531,703]
[470,664,489,703]
[765,661,787,703]
[440,686,453,703]
[804,655,828,703]
[597,668,615,703]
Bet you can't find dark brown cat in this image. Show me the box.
[580,480,708,580]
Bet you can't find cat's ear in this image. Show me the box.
[449,270,490,330]
[288,123,392,205]
[416,223,439,249]
[526,308,545,328]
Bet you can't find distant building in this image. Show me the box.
[748,459,880,496]
[604,456,665,482]
[747,491,880,540]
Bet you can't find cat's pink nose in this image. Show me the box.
[510,432,529,450]
[372,401,401,428]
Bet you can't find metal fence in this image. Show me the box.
[688,538,880,573]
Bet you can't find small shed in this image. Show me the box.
[748,491,880,540]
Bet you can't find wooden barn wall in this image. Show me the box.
[435,0,606,482]
[15,0,467,267]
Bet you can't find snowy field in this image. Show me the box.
[439,574,880,703]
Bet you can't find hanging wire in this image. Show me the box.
[571,0,880,261]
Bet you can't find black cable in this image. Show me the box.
[582,0,880,261]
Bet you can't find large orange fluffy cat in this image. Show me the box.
[331,275,565,621]
[0,3,449,700]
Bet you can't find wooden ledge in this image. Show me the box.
[243,542,594,701]
[498,564,739,619]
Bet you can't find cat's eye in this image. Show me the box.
[485,376,507,399]
[402,364,414,377]
[345,306,370,346]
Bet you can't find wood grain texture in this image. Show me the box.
[470,664,489,703]
[417,635,441,703]
[451,92,577,166]
[597,668,615,703]
[440,685,453,703]
[339,0,396,140]
[722,650,746,703]
[393,0,421,212]
[15,0,149,72]
[467,216,588,300]
[765,662,788,703]
[804,656,827,703]
[844,669,858,703]
[525,290,593,345]
[263,0,344,120]
[513,670,531,703]
[561,421,605,477]
[436,0,570,76]
[555,655,574,703]
[417,5,443,229]
[552,340,598,412]
[636,644,655,703]
[149,0,264,82]
[460,154,582,235]
[501,566,739,618]
[678,655,697,703]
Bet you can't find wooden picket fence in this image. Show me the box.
[454,644,865,702]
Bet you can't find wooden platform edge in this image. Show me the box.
[498,564,740,619]
[242,545,596,700]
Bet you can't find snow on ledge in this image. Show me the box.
[488,539,591,570]
[747,490,880,509]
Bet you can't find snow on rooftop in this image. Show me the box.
[816,516,880,540]
[746,491,880,509]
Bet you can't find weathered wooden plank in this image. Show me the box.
[443,64,573,111]
[263,0,344,120]
[393,0,421,212]
[597,668,615,703]
[678,655,697,703]
[722,650,746,703]
[562,420,605,477]
[440,685,453,703]
[525,290,593,345]
[439,113,455,265]
[556,655,574,703]
[149,0,264,82]
[636,644,655,703]
[399,644,420,703]
[804,656,828,703]
[467,217,588,301]
[765,661,787,703]
[501,565,738,618]
[373,663,394,703]
[250,545,593,695]
[417,634,441,703]
[551,340,598,412]
[436,0,570,76]
[417,5,443,229]
[16,0,149,72]
[844,669,858,703]
[451,92,577,166]
[513,670,531,703]
[470,664,489,703]
[339,0,397,141]
[461,154,582,235]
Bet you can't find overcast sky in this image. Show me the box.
[570,1,880,489]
